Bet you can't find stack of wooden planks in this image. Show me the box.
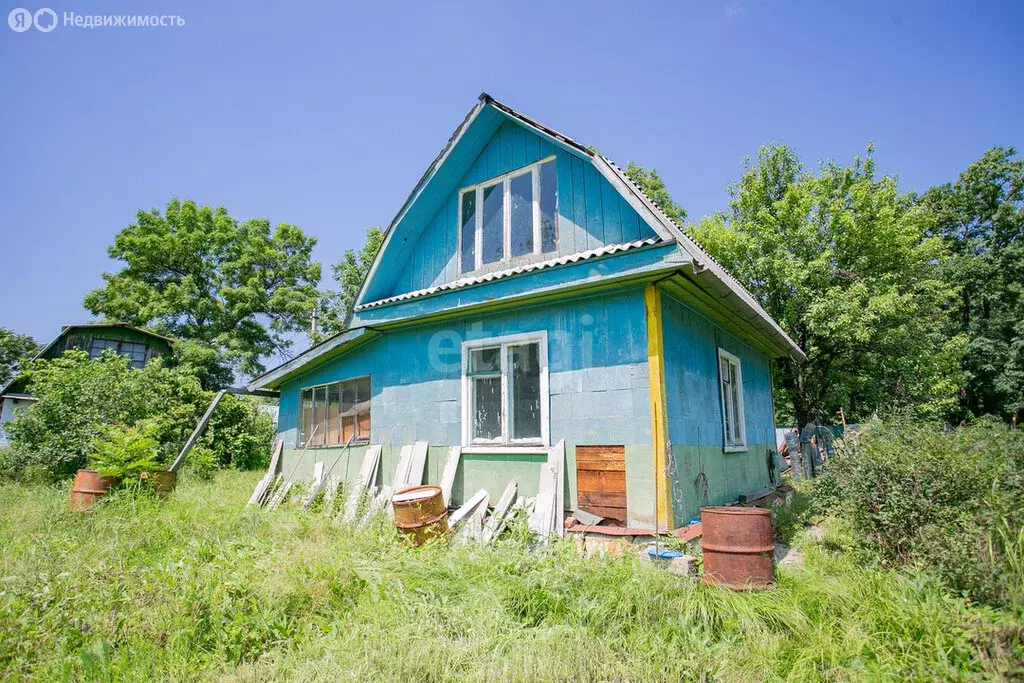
[247,440,562,546]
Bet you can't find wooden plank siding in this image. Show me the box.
[575,445,627,525]
[387,120,658,299]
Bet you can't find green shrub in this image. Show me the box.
[1,350,274,481]
[89,419,164,479]
[814,417,1024,606]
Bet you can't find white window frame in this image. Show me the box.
[461,331,549,447]
[717,348,747,452]
[457,155,557,276]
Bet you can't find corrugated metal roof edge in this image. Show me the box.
[355,237,664,311]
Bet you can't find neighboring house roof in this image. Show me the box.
[0,322,175,397]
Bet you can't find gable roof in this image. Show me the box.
[355,93,804,361]
[0,322,175,397]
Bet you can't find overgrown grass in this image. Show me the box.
[1,472,1021,681]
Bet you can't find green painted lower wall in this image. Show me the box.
[278,441,656,520]
[668,442,774,524]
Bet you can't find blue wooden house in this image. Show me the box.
[247,94,804,529]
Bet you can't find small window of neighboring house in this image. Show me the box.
[718,348,746,451]
[458,157,558,275]
[462,333,548,446]
[88,338,149,369]
[298,376,371,447]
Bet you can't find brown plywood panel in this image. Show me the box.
[578,491,627,508]
[576,445,627,524]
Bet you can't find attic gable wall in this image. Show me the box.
[385,119,659,299]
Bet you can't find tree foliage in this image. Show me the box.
[690,144,963,427]
[919,147,1024,422]
[0,350,272,482]
[0,328,38,387]
[83,198,321,379]
[314,227,384,342]
[625,162,687,225]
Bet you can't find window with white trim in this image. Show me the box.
[459,157,558,274]
[298,375,371,447]
[462,333,548,446]
[717,348,746,451]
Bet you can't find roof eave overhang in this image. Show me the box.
[246,327,381,392]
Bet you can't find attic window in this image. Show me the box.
[459,156,558,274]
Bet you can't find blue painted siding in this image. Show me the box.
[659,290,777,522]
[280,287,652,451]
[387,120,657,299]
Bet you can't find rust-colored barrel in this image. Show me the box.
[69,469,118,511]
[142,470,177,497]
[392,485,449,546]
[700,506,775,590]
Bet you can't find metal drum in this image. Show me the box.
[392,485,449,546]
[700,506,775,589]
[69,469,118,511]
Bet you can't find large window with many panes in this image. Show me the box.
[462,332,548,446]
[298,375,371,447]
[88,338,149,369]
[458,157,558,275]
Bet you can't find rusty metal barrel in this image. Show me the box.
[69,469,118,511]
[700,506,775,589]
[392,485,449,546]
[142,470,177,498]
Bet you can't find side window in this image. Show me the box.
[717,348,746,451]
[298,376,371,447]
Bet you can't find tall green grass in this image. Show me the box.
[1,472,1020,681]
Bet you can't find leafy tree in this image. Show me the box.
[690,144,963,429]
[84,198,321,378]
[0,350,272,482]
[314,227,384,342]
[0,328,38,386]
[919,147,1024,422]
[625,162,687,225]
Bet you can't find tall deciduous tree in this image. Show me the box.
[625,162,687,225]
[314,227,384,342]
[0,328,39,386]
[920,147,1024,421]
[690,144,964,429]
[84,198,321,378]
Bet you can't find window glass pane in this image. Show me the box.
[312,386,327,446]
[730,363,742,442]
[357,410,371,439]
[510,172,534,257]
[509,343,541,440]
[356,376,371,440]
[356,376,370,406]
[481,182,504,265]
[326,384,341,445]
[720,360,733,443]
[460,191,476,271]
[469,347,500,374]
[300,388,313,446]
[89,339,111,359]
[539,160,558,252]
[472,376,502,441]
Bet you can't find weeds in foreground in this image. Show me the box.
[0,471,1021,681]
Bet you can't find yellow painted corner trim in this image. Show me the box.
[644,283,673,530]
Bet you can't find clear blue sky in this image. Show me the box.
[1,0,1022,347]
